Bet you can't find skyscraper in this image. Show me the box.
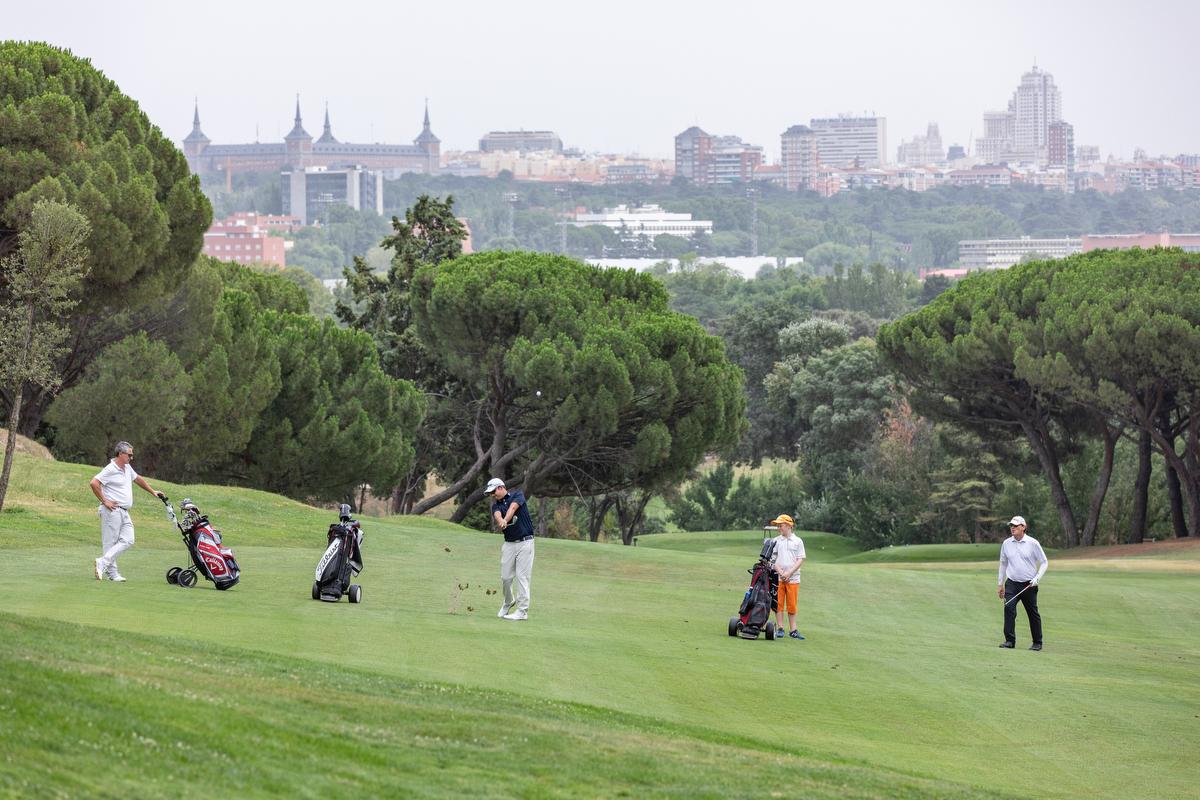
[974,66,1063,167]
[1012,66,1062,164]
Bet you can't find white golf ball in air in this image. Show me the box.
[536,390,542,397]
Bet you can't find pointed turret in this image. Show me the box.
[284,94,313,167]
[317,101,338,144]
[184,98,210,145]
[414,99,440,174]
[285,94,311,142]
[414,98,440,146]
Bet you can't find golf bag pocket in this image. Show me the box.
[192,524,240,589]
[316,538,343,583]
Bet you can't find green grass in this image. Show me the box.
[2,452,1198,799]
[837,543,1008,564]
[637,528,863,561]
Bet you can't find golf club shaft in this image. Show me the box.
[1004,582,1034,606]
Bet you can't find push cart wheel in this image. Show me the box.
[312,581,321,601]
[178,570,197,588]
[166,566,181,584]
[728,617,741,637]
[348,585,362,604]
[764,622,776,640]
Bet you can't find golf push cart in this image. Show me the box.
[161,496,240,590]
[728,538,779,640]
[312,504,364,603]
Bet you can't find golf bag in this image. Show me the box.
[163,498,240,590]
[312,504,364,603]
[728,538,778,640]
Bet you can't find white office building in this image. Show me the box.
[810,115,887,168]
[281,165,383,225]
[958,236,1081,270]
[571,205,713,241]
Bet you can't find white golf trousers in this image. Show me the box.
[99,506,135,572]
[500,538,534,614]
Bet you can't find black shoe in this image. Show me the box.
[998,642,1015,649]
[1029,643,1042,651]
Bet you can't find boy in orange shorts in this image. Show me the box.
[770,514,806,640]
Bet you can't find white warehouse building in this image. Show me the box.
[571,205,713,241]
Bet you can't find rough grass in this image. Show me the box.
[2,452,1198,799]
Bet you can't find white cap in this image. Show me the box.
[1007,515,1027,527]
[485,477,505,494]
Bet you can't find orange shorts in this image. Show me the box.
[776,581,799,614]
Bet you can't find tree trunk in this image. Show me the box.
[588,495,615,542]
[1147,422,1198,539]
[0,383,25,513]
[1165,462,1188,539]
[409,450,491,516]
[1156,416,1189,539]
[1185,417,1200,537]
[617,491,654,546]
[1129,429,1152,544]
[1019,417,1079,547]
[1080,424,1118,547]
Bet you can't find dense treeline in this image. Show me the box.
[202,169,1200,279]
[381,173,1200,265]
[659,248,1200,550]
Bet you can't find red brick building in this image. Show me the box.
[202,213,296,267]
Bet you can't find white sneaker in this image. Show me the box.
[94,558,106,580]
[497,604,512,618]
[109,574,127,583]
[502,611,528,621]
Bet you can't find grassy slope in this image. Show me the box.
[3,454,1198,799]
[637,529,863,561]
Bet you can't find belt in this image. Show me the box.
[506,535,534,543]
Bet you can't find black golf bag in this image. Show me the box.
[163,498,240,591]
[728,539,778,640]
[312,504,364,603]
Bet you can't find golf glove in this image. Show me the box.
[1029,576,1039,586]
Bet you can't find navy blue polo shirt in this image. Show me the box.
[492,489,534,542]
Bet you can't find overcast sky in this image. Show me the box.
[6,0,1196,162]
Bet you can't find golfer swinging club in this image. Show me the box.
[487,477,534,620]
[997,515,1048,651]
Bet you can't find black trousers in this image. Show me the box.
[1003,578,1042,645]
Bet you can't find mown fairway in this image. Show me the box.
[1,454,1197,799]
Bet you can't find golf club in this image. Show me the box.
[1004,582,1035,606]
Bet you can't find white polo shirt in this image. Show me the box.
[773,534,806,584]
[998,534,1048,584]
[94,460,138,509]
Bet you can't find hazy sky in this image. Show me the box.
[6,0,1197,162]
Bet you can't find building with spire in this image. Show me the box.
[182,99,441,177]
[413,101,440,175]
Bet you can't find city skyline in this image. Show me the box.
[5,0,1197,162]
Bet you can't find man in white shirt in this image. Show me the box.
[770,514,806,640]
[997,515,1048,651]
[89,441,165,582]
